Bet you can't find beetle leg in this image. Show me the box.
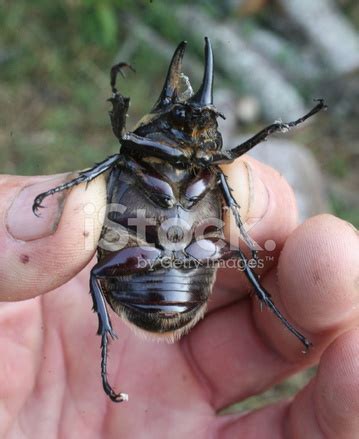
[186,238,311,350]
[89,246,163,402]
[32,153,121,216]
[108,62,135,140]
[234,246,312,351]
[209,100,327,164]
[121,156,176,209]
[108,93,129,140]
[122,132,190,164]
[217,169,259,261]
[90,266,129,403]
[195,239,312,350]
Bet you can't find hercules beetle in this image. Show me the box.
[33,38,326,403]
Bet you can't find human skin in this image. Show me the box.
[0,157,358,438]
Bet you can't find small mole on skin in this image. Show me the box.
[20,254,30,264]
[83,231,90,237]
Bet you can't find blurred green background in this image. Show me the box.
[1,0,358,225]
[0,0,358,412]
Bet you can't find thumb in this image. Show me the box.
[221,156,298,252]
[0,173,106,301]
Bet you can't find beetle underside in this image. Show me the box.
[33,37,326,403]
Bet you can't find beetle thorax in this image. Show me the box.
[132,103,223,154]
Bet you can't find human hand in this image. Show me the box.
[0,158,358,438]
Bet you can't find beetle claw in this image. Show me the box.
[302,339,313,354]
[32,200,46,217]
[111,392,129,403]
[110,62,135,93]
[102,374,128,403]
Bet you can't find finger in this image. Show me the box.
[215,330,359,438]
[209,156,298,311]
[184,215,359,409]
[0,174,106,300]
[287,328,359,438]
[214,400,289,438]
[257,214,359,359]
[221,156,298,251]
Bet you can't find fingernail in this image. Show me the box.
[6,174,71,241]
[222,160,270,245]
[244,161,270,227]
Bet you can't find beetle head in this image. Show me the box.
[132,38,223,152]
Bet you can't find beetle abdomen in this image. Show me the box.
[99,159,223,341]
[102,267,216,338]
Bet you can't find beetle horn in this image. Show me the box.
[152,41,187,111]
[189,37,213,106]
